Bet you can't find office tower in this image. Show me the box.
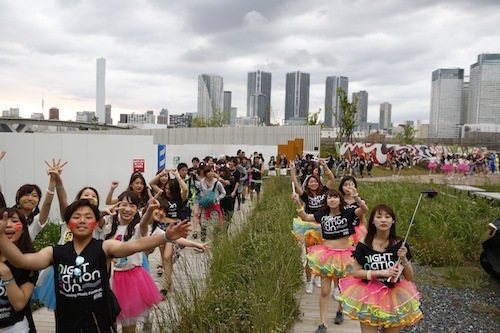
[352,90,368,125]
[49,107,59,120]
[119,114,128,124]
[429,68,464,138]
[461,80,469,125]
[157,108,169,125]
[197,74,224,122]
[247,70,272,125]
[379,102,392,130]
[96,58,106,124]
[285,71,310,123]
[325,76,348,127]
[223,91,232,125]
[105,104,112,125]
[468,54,500,124]
[230,107,237,125]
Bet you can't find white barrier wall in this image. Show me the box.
[0,133,280,221]
[0,133,154,220]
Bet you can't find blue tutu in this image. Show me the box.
[32,266,56,310]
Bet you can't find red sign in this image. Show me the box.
[133,158,145,173]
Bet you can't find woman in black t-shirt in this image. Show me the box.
[338,204,422,332]
[293,188,368,332]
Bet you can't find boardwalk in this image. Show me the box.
[30,197,360,333]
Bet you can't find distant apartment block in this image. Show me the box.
[379,102,392,130]
[105,104,112,125]
[76,111,96,123]
[157,108,169,125]
[169,113,193,128]
[49,107,59,120]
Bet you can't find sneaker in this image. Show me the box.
[314,275,321,288]
[314,323,327,333]
[305,281,313,294]
[334,311,343,325]
[331,287,340,300]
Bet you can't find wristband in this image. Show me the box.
[163,232,171,243]
[366,270,372,280]
[403,260,411,266]
[46,189,55,195]
[0,278,15,287]
[296,207,304,213]
[56,186,64,190]
[357,200,366,207]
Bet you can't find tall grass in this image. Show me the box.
[156,176,303,333]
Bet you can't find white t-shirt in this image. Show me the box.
[28,215,45,241]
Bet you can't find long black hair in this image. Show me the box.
[128,172,149,209]
[322,189,346,214]
[105,191,141,241]
[150,197,170,236]
[75,187,100,207]
[364,204,401,248]
[0,208,35,254]
[338,176,358,195]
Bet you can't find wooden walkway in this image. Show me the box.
[31,198,360,333]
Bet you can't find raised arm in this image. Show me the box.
[0,262,36,311]
[319,159,335,189]
[149,170,165,194]
[291,193,315,222]
[140,190,161,237]
[289,161,304,196]
[45,159,69,220]
[39,160,67,226]
[105,181,120,205]
[172,169,189,202]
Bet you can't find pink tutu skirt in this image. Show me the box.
[457,164,469,172]
[339,276,423,328]
[428,162,437,169]
[112,266,162,324]
[349,223,367,246]
[306,245,354,278]
[291,218,323,247]
[441,164,454,172]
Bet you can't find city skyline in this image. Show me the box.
[1,1,500,125]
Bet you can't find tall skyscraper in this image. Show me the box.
[285,71,310,123]
[467,53,500,124]
[197,74,224,122]
[223,91,232,125]
[96,58,106,124]
[230,107,237,125]
[105,104,112,125]
[158,108,169,125]
[325,76,348,127]
[247,70,272,125]
[429,68,464,138]
[352,90,368,126]
[379,102,392,130]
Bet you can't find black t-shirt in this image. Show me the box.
[353,240,412,287]
[300,187,328,214]
[313,208,357,240]
[251,163,263,181]
[0,261,38,328]
[53,239,115,333]
[229,168,241,185]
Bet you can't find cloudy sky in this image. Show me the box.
[1,0,499,125]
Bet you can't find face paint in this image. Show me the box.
[69,221,78,229]
[12,222,23,233]
[131,209,138,215]
[69,221,97,231]
[92,198,98,206]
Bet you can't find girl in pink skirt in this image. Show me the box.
[292,188,368,332]
[427,154,438,176]
[104,191,163,332]
[339,204,422,332]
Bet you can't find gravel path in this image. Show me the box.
[401,267,500,333]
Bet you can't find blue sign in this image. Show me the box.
[158,144,166,170]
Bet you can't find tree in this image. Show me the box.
[306,109,323,126]
[91,116,99,130]
[192,116,207,128]
[396,124,417,144]
[335,87,358,142]
[207,109,227,127]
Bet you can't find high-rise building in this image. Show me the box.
[461,80,469,125]
[223,91,232,125]
[2,108,19,117]
[197,74,224,122]
[49,107,59,120]
[468,54,500,124]
[230,107,237,126]
[285,71,310,124]
[325,76,348,127]
[96,58,106,124]
[429,68,464,138]
[352,90,368,126]
[105,104,112,125]
[379,102,392,130]
[247,70,272,125]
[158,108,169,125]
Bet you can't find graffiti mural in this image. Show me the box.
[336,143,486,166]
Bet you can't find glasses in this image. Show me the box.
[73,255,85,277]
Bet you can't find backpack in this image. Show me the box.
[199,182,218,208]
[480,218,500,279]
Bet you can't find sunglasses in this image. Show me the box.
[73,255,85,277]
